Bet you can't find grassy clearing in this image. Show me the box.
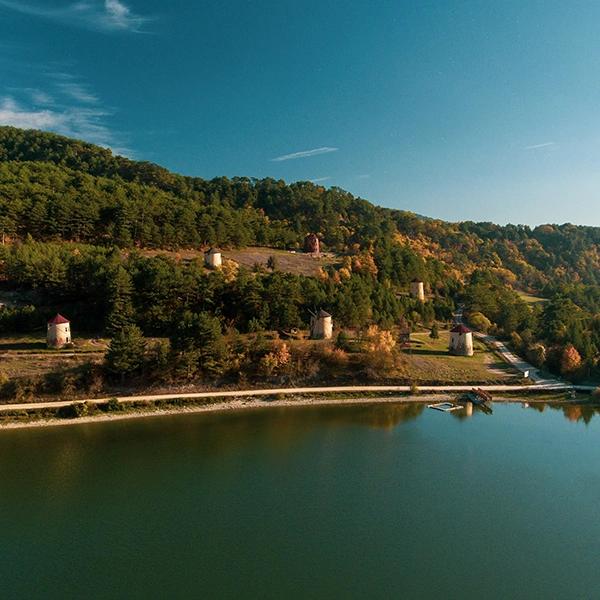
[0,334,107,379]
[224,247,339,276]
[0,334,108,353]
[399,330,519,384]
[516,291,548,305]
[0,352,103,379]
[139,246,339,277]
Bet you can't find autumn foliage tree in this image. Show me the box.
[259,342,291,377]
[560,344,582,375]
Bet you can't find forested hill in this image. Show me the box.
[4,125,600,381]
[2,125,600,289]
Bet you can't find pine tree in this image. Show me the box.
[266,255,277,271]
[170,311,226,378]
[335,330,351,351]
[196,312,226,376]
[106,265,135,335]
[105,325,146,380]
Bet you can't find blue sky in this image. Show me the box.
[1,1,600,226]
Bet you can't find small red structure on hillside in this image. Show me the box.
[304,233,320,254]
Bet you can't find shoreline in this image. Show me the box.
[0,392,580,430]
[0,395,444,430]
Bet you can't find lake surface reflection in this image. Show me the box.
[1,401,600,599]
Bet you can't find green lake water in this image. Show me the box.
[1,402,600,599]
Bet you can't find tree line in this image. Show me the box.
[0,239,453,336]
[3,126,600,288]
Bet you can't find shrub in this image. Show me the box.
[43,369,75,395]
[335,330,352,351]
[259,342,291,377]
[57,402,89,419]
[364,325,396,354]
[321,347,349,369]
[266,256,277,270]
[105,397,123,412]
[0,379,34,402]
[248,318,264,333]
[510,331,524,352]
[76,362,105,393]
[525,344,546,368]
[468,311,493,334]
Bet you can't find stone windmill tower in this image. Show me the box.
[204,248,222,269]
[47,314,71,349]
[449,324,474,356]
[303,233,320,255]
[410,279,425,302]
[309,309,333,339]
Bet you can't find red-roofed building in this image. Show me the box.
[47,314,71,348]
[48,314,70,325]
[451,324,471,335]
[303,233,320,255]
[449,323,473,356]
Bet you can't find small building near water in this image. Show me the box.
[47,314,71,349]
[310,309,333,340]
[204,248,222,269]
[449,324,474,357]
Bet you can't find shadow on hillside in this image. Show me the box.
[406,348,449,357]
[489,361,512,371]
[0,341,46,351]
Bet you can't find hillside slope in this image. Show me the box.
[1,127,600,386]
[2,126,600,289]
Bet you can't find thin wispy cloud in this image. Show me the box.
[105,0,136,29]
[524,142,556,150]
[0,0,151,33]
[0,73,131,155]
[30,89,54,105]
[0,97,62,130]
[357,174,371,179]
[0,96,129,154]
[6,87,54,105]
[57,82,99,104]
[309,177,331,184]
[271,147,338,162]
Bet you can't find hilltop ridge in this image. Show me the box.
[1,126,600,290]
